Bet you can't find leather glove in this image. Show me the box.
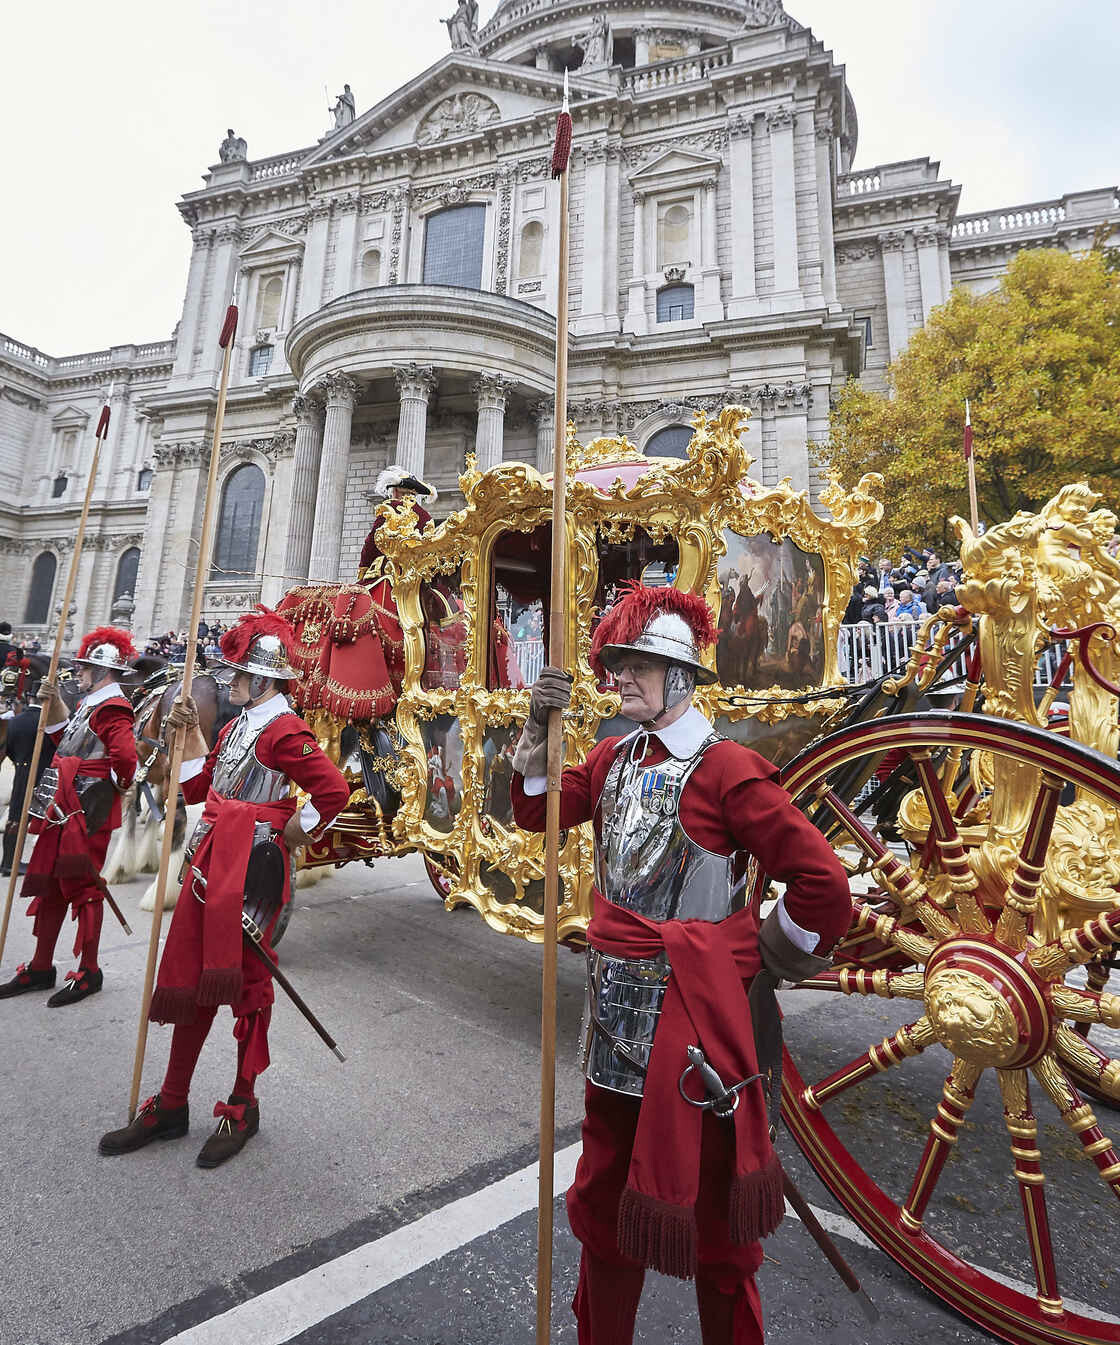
[529,667,573,724]
[758,907,833,985]
[514,667,572,776]
[37,681,67,723]
[165,695,199,732]
[283,813,313,852]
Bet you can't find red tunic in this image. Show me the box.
[46,696,138,833]
[511,733,851,952]
[359,501,432,574]
[150,708,350,1029]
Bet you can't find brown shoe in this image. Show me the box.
[99,1094,190,1155]
[47,966,103,1007]
[0,963,57,998]
[196,1095,259,1169]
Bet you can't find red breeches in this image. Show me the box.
[28,825,111,968]
[568,1083,765,1345]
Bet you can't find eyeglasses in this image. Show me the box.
[612,656,660,677]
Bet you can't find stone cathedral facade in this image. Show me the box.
[1,0,1117,641]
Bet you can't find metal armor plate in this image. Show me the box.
[27,765,115,832]
[584,732,740,1097]
[211,710,298,803]
[57,704,108,762]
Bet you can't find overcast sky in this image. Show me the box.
[2,0,1116,356]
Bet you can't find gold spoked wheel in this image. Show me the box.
[777,712,1120,1345]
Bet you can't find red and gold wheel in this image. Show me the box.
[778,712,1120,1345]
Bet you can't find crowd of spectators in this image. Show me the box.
[142,621,227,665]
[843,548,965,628]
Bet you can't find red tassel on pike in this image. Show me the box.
[219,304,239,349]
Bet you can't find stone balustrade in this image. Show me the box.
[1,334,50,368]
[623,47,731,93]
[952,203,1066,239]
[250,153,307,182]
[2,334,175,375]
[838,173,882,196]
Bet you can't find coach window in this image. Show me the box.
[422,204,486,289]
[212,464,265,580]
[25,551,57,624]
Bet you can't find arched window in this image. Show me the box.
[211,463,265,579]
[361,248,382,286]
[248,345,273,377]
[656,283,694,323]
[51,474,68,498]
[518,220,544,278]
[256,275,283,329]
[646,426,693,459]
[658,202,691,266]
[113,547,140,603]
[137,468,153,491]
[24,552,57,624]
[422,204,486,289]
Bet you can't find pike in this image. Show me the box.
[0,386,126,965]
[536,68,572,1345]
[126,299,239,1121]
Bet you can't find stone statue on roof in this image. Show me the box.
[331,84,356,129]
[580,13,609,68]
[219,129,247,163]
[740,0,786,28]
[443,0,480,53]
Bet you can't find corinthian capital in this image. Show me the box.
[319,371,360,407]
[878,230,907,253]
[394,362,439,399]
[766,106,794,132]
[473,371,515,409]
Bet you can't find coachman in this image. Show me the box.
[99,606,349,1168]
[0,626,138,1006]
[511,584,852,1345]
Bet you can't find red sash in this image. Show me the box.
[149,789,295,1024]
[587,893,783,1278]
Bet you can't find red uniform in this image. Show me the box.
[23,684,137,978]
[359,500,431,575]
[148,698,350,1111]
[512,714,850,1345]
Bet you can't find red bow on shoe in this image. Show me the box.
[213,1100,249,1129]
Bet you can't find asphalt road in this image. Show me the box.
[1,854,1117,1345]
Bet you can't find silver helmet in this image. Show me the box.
[219,633,298,682]
[597,609,718,685]
[77,642,133,673]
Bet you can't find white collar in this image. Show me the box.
[82,681,124,709]
[243,693,291,728]
[617,704,713,759]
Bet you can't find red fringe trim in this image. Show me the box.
[196,967,244,1008]
[729,1154,785,1243]
[148,986,202,1025]
[617,1186,699,1280]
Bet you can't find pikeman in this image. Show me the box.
[511,583,851,1345]
[358,463,437,580]
[99,606,349,1168]
[0,627,137,1006]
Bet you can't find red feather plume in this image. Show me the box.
[590,582,718,679]
[77,625,137,663]
[219,604,296,665]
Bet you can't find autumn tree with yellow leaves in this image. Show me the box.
[824,247,1120,552]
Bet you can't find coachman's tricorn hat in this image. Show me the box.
[591,582,719,684]
[218,606,299,681]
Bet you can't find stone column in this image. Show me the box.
[198,224,242,381]
[332,195,361,300]
[393,363,438,479]
[727,114,757,317]
[575,142,609,334]
[171,228,213,380]
[814,110,838,307]
[624,191,648,335]
[283,393,325,584]
[635,27,651,65]
[532,399,556,473]
[767,107,799,299]
[698,178,723,322]
[297,204,331,319]
[473,373,514,471]
[879,230,909,360]
[307,373,359,583]
[100,384,131,501]
[915,225,944,323]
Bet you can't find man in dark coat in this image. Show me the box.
[1,680,56,876]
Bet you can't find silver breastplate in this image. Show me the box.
[211,710,296,803]
[57,702,107,761]
[585,731,740,1097]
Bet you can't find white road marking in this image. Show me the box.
[163,1143,582,1345]
[165,1143,1119,1343]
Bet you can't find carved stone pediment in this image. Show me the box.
[417,91,499,145]
[628,147,722,191]
[239,227,304,266]
[50,404,91,428]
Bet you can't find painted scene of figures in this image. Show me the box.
[481,724,517,829]
[422,713,463,834]
[716,532,826,690]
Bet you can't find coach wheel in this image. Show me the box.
[777,713,1120,1345]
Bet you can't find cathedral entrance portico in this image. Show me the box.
[286,285,556,581]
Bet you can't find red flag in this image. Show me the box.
[963,399,973,461]
[550,70,572,179]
